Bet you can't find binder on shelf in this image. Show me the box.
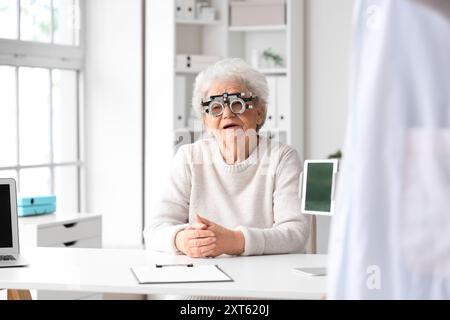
[184,0,196,20]
[175,0,195,20]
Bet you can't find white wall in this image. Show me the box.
[144,1,176,238]
[84,0,143,248]
[304,0,354,253]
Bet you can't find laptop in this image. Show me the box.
[0,178,28,267]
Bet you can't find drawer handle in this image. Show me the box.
[63,223,77,228]
[64,241,77,247]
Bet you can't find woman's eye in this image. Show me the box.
[230,100,245,113]
[210,103,223,115]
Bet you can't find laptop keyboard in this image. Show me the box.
[0,255,16,261]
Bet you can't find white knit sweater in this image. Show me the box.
[144,136,310,256]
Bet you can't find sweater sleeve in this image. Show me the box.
[237,147,311,256]
[143,145,191,253]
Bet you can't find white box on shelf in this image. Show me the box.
[230,0,286,26]
[195,1,209,19]
[199,7,216,21]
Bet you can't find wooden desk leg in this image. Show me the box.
[7,289,32,300]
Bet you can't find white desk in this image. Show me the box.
[0,247,327,299]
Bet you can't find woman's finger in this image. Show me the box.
[188,237,216,248]
[203,248,219,258]
[196,214,214,226]
[187,243,216,258]
[188,222,207,230]
[186,229,215,239]
[199,243,217,255]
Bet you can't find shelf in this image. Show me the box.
[175,69,201,75]
[228,25,287,32]
[176,19,222,26]
[258,68,287,75]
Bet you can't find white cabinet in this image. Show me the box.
[19,213,102,248]
[19,213,102,300]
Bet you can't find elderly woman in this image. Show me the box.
[144,58,310,257]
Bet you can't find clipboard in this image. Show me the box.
[130,264,233,284]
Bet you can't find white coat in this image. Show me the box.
[327,0,450,299]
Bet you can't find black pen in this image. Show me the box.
[155,263,194,268]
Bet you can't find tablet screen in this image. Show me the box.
[301,160,338,215]
[305,162,334,212]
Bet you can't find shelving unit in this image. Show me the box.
[170,0,303,150]
[146,0,304,227]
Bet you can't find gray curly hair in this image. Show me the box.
[192,58,269,131]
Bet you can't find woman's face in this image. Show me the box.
[202,80,264,137]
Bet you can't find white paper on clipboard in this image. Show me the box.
[131,264,233,284]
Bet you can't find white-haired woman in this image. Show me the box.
[144,58,310,258]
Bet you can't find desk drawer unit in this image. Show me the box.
[37,218,102,247]
[19,213,102,300]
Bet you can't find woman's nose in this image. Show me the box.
[222,103,235,118]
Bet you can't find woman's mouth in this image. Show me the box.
[222,124,240,130]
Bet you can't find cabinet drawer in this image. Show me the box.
[37,218,101,246]
[44,237,102,248]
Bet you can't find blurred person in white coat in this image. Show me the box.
[327,0,450,299]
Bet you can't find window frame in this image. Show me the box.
[0,0,85,212]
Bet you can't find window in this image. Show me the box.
[0,0,83,212]
[0,0,80,44]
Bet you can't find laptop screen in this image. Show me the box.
[0,184,13,248]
